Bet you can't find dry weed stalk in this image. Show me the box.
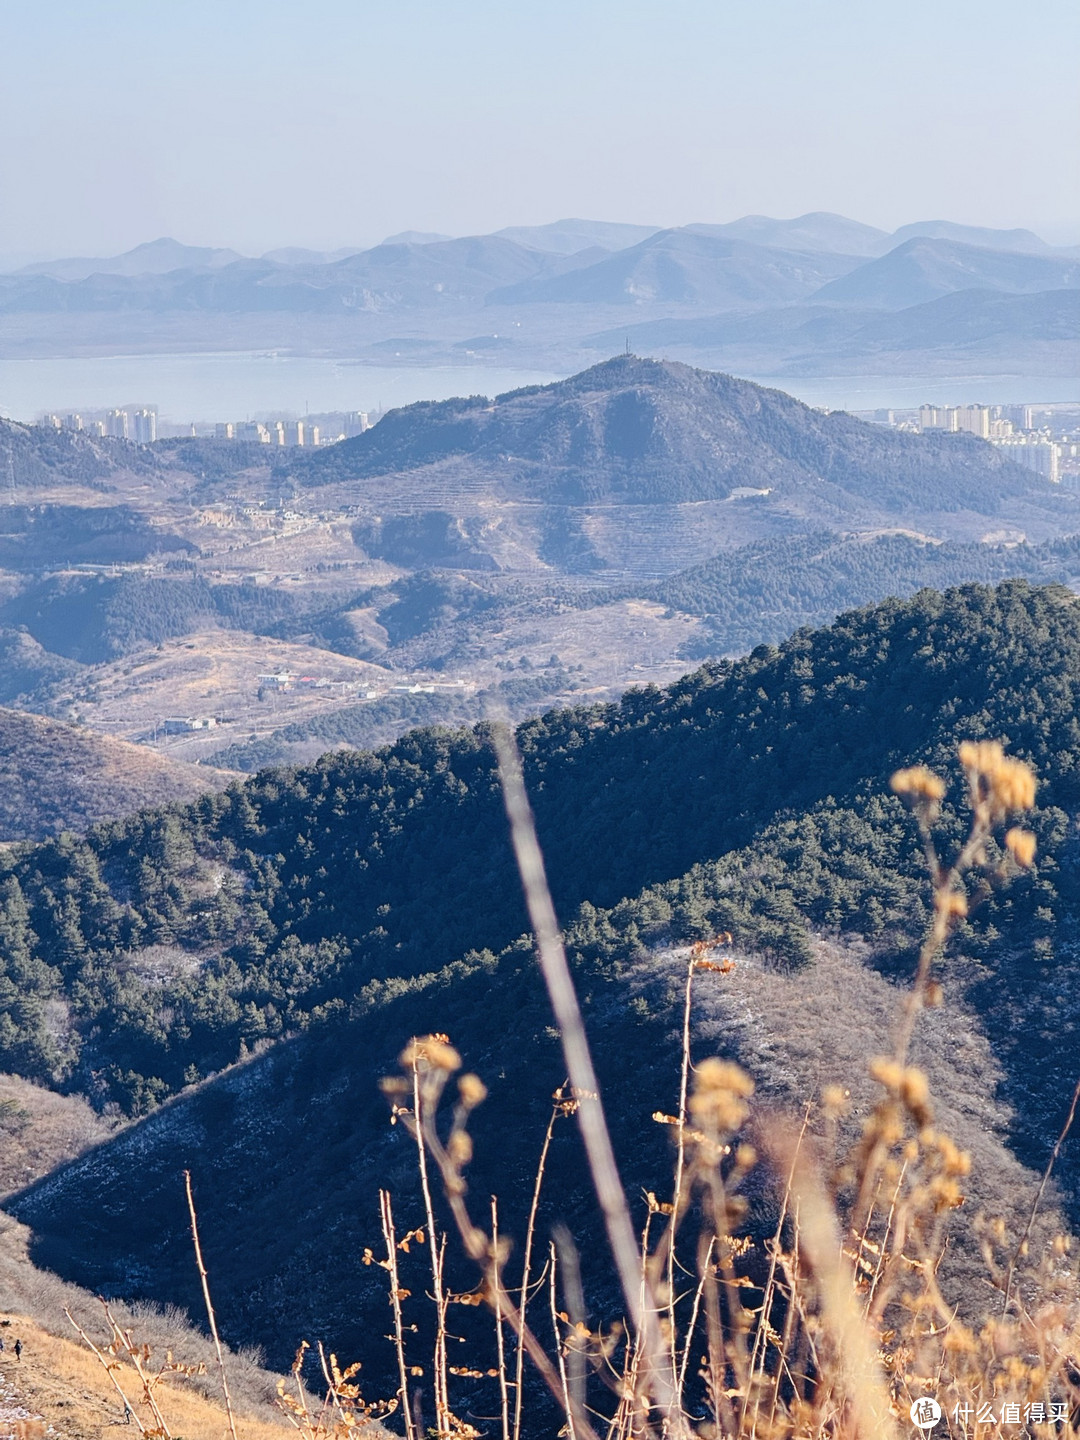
[64,1299,208,1437]
[377,1188,418,1440]
[64,1307,150,1435]
[185,1169,240,1440]
[274,1338,398,1439]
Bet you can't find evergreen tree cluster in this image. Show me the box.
[0,581,1078,1114]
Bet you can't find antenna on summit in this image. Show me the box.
[625,336,630,356]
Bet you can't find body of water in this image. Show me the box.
[0,353,564,425]
[0,351,1074,424]
[743,373,1080,410]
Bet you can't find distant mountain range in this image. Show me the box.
[813,238,1080,308]
[487,229,862,306]
[15,237,246,282]
[3,213,1076,381]
[595,289,1080,376]
[5,215,1077,315]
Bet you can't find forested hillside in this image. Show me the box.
[654,530,1080,654]
[9,579,1080,1395]
[0,579,1077,1116]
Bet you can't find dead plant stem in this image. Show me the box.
[492,722,678,1428]
[184,1169,239,1440]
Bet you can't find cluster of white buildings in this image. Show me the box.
[41,408,158,443]
[36,407,372,448]
[213,413,370,447]
[918,403,1064,482]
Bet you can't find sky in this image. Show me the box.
[2,0,1078,266]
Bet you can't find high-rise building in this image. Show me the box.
[955,405,990,439]
[214,422,235,440]
[274,421,287,446]
[919,405,958,432]
[1000,404,1034,431]
[995,437,1060,482]
[132,409,157,444]
[63,413,83,431]
[105,409,130,440]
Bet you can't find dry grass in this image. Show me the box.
[0,1076,116,1201]
[0,1216,286,1427]
[0,1314,290,1440]
[0,708,235,842]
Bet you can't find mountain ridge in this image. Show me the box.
[813,236,1080,308]
[291,355,1044,512]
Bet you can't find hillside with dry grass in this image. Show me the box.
[0,709,236,842]
[0,1315,289,1440]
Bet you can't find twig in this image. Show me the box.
[184,1169,240,1440]
[64,1308,149,1436]
[513,1092,563,1440]
[380,1189,419,1440]
[549,1244,576,1440]
[668,955,694,1404]
[491,1197,511,1440]
[1002,1070,1080,1317]
[412,1064,450,1434]
[408,1078,604,1440]
[100,1301,172,1438]
[491,722,679,1428]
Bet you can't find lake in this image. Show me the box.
[0,351,1075,424]
[0,354,563,425]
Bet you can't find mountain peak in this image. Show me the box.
[293,357,1040,514]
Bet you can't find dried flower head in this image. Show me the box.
[890,765,946,802]
[899,1066,933,1125]
[959,740,1037,816]
[821,1083,850,1115]
[934,889,968,919]
[688,1057,755,1133]
[457,1073,488,1109]
[1005,827,1037,867]
[869,1057,905,1093]
[399,1035,462,1073]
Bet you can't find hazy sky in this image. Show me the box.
[3,0,1078,265]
